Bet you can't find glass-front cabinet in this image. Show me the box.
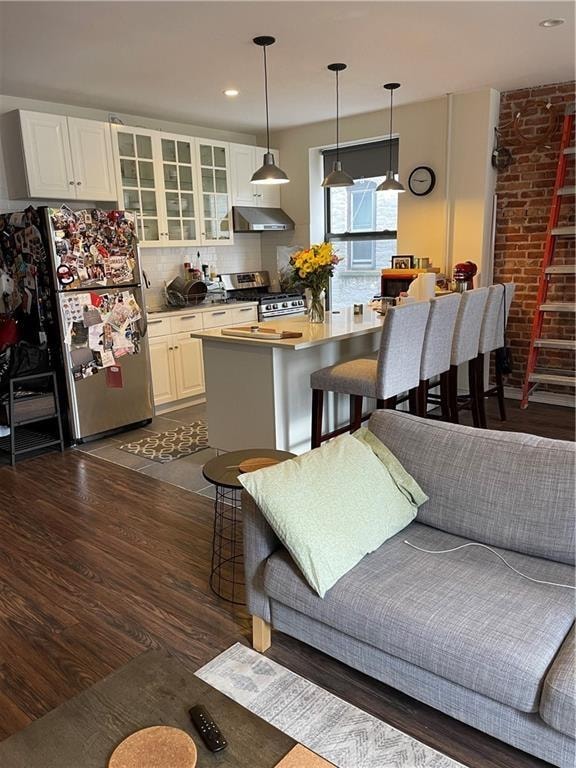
[112,128,232,247]
[159,134,200,245]
[196,141,233,244]
[114,127,162,244]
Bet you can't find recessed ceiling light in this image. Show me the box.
[224,89,239,97]
[539,18,565,28]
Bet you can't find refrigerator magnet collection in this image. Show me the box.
[50,207,144,380]
[46,206,153,440]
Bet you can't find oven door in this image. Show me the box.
[259,307,306,321]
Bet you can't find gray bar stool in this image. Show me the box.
[310,301,430,449]
[474,283,516,428]
[448,287,489,425]
[411,293,461,418]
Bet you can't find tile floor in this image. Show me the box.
[75,402,218,499]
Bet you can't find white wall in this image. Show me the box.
[0,93,262,307]
[445,89,500,285]
[261,89,499,286]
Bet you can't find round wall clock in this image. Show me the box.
[408,166,436,196]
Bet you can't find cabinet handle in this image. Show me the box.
[69,181,74,186]
[239,307,253,312]
[148,319,163,325]
[168,346,174,351]
[211,311,226,316]
[76,181,82,186]
[180,315,197,320]
[174,346,179,349]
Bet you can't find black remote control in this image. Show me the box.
[189,705,228,752]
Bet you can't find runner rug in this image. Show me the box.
[196,643,466,768]
[119,421,209,463]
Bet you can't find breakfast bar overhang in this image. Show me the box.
[191,309,384,454]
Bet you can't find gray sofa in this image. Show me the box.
[243,411,576,767]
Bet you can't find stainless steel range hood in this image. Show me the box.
[233,206,295,232]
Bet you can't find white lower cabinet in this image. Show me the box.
[232,305,258,324]
[149,336,178,406]
[149,333,205,407]
[148,305,257,408]
[173,334,205,399]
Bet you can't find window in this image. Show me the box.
[324,140,399,309]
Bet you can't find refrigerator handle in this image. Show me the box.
[142,270,151,289]
[138,314,148,339]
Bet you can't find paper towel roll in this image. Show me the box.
[420,272,436,299]
[407,273,435,300]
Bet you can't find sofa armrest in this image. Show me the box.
[242,490,280,623]
[540,625,576,738]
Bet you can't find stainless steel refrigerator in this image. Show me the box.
[44,207,153,441]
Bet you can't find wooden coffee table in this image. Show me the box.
[0,650,295,767]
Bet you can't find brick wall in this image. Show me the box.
[493,81,575,392]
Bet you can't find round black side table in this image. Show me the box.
[202,448,295,604]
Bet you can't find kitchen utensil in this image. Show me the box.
[184,279,208,306]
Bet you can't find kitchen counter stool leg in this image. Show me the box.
[311,389,323,449]
[448,366,459,424]
[475,354,487,429]
[439,371,451,421]
[468,359,481,428]
[495,362,507,421]
[350,395,363,432]
[416,381,428,417]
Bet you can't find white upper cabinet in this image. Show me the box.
[159,134,201,246]
[230,144,281,209]
[196,140,234,245]
[230,143,258,207]
[20,112,74,199]
[19,111,116,200]
[67,117,116,201]
[113,126,164,245]
[112,129,233,247]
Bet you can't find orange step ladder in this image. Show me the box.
[520,104,575,408]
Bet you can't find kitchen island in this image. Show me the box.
[191,308,384,454]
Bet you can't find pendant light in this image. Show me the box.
[251,36,289,185]
[322,63,354,188]
[377,82,405,193]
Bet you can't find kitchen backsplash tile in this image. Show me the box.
[141,235,262,309]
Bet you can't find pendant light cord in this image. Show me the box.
[388,88,394,172]
[263,44,270,152]
[335,69,340,162]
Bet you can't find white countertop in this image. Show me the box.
[147,300,258,317]
[190,307,385,350]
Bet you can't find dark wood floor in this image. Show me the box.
[0,399,571,767]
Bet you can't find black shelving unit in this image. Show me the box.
[0,371,65,466]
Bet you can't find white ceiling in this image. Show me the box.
[0,1,574,134]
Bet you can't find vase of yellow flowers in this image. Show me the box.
[289,243,341,323]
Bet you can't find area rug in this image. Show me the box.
[196,643,466,768]
[119,422,209,463]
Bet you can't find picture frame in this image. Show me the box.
[391,255,414,270]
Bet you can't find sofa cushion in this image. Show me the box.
[239,434,422,597]
[540,626,576,737]
[367,411,576,565]
[264,522,576,713]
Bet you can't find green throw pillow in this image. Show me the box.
[352,427,429,508]
[239,433,426,598]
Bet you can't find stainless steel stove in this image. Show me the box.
[220,271,306,320]
[258,293,306,319]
